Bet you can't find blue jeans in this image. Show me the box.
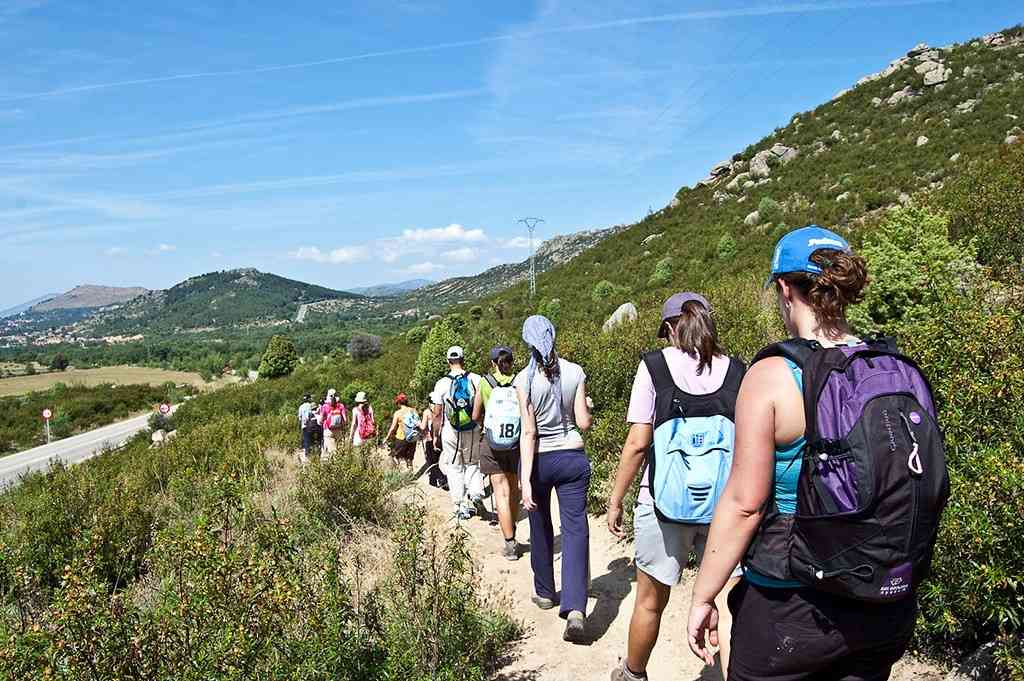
[528,448,591,617]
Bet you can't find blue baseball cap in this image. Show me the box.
[766,225,851,288]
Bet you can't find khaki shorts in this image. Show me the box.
[633,503,742,586]
[479,440,520,476]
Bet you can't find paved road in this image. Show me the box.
[0,412,154,488]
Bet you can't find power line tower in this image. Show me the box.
[517,217,545,299]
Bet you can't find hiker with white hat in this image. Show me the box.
[320,388,347,459]
[431,345,486,519]
[350,391,376,448]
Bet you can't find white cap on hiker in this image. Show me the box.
[327,388,336,398]
[354,391,368,403]
[446,346,464,360]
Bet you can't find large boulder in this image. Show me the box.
[980,32,1007,47]
[907,42,930,57]
[917,135,930,147]
[151,429,166,446]
[743,210,761,227]
[709,159,732,177]
[914,60,941,75]
[749,150,773,179]
[955,99,978,114]
[924,65,951,86]
[769,143,799,164]
[887,86,919,106]
[726,172,750,192]
[641,232,664,246]
[602,303,638,333]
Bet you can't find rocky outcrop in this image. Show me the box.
[748,144,797,180]
[727,173,750,191]
[979,32,1007,47]
[917,135,930,147]
[743,211,761,227]
[602,303,638,333]
[887,86,920,106]
[924,64,951,86]
[641,233,664,247]
[955,99,978,114]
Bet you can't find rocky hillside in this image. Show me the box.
[347,279,433,297]
[30,285,148,312]
[301,227,622,322]
[83,268,359,334]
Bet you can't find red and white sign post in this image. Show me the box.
[159,403,170,416]
[42,408,52,443]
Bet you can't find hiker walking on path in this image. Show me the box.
[320,389,347,459]
[516,315,593,643]
[607,292,745,681]
[298,393,317,463]
[350,392,376,448]
[421,394,448,489]
[687,226,948,681]
[432,346,487,519]
[473,345,523,561]
[385,393,419,470]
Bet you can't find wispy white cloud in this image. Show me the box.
[407,261,444,275]
[103,246,126,256]
[501,236,533,249]
[157,243,175,252]
[291,245,369,264]
[447,247,478,263]
[401,223,486,243]
[0,0,946,102]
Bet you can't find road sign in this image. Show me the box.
[42,408,52,420]
[159,403,170,415]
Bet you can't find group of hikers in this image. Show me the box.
[297,387,381,460]
[297,225,950,681]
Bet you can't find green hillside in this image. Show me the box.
[87,268,361,334]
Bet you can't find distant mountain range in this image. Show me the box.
[32,285,149,312]
[0,228,619,341]
[347,279,433,297]
[0,294,59,319]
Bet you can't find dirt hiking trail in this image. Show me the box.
[388,445,947,681]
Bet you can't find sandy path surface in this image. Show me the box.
[392,444,947,681]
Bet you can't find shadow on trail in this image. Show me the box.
[582,556,635,645]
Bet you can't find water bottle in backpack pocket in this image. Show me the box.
[483,375,521,450]
[744,337,950,602]
[446,373,477,432]
[642,351,745,525]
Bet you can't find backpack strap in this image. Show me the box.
[484,374,498,389]
[641,350,675,393]
[752,338,821,368]
[721,356,747,393]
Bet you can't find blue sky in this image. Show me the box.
[0,0,1020,307]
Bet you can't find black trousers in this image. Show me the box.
[728,580,916,681]
[424,440,446,487]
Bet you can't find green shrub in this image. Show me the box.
[347,333,383,362]
[468,305,484,321]
[410,319,464,396]
[758,197,784,224]
[592,280,616,302]
[258,335,299,379]
[717,234,737,261]
[648,257,674,288]
[296,450,392,528]
[406,326,428,344]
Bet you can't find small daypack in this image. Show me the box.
[743,336,950,602]
[357,407,376,439]
[446,374,477,432]
[643,352,745,524]
[402,409,421,442]
[327,406,344,430]
[483,374,521,450]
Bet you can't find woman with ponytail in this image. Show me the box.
[687,226,921,681]
[515,315,593,643]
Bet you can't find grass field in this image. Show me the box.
[0,365,224,397]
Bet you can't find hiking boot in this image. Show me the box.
[563,610,586,643]
[502,539,519,561]
[472,496,487,517]
[531,595,558,610]
[610,660,647,681]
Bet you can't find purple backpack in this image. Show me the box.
[744,336,949,602]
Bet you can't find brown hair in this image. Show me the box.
[532,348,561,380]
[494,349,515,375]
[778,249,869,332]
[667,300,724,375]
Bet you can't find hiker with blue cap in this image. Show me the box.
[513,315,593,643]
[688,225,949,680]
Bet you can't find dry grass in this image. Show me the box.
[0,365,233,397]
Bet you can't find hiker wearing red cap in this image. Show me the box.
[386,393,419,470]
